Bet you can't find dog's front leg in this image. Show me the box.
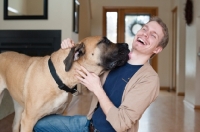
[12,100,24,132]
[20,109,38,132]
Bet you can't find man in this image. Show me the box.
[34,16,169,132]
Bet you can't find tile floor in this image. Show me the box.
[0,90,200,132]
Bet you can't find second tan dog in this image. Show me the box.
[0,36,130,132]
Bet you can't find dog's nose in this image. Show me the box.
[118,43,129,48]
[122,43,128,48]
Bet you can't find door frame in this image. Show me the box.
[171,7,177,91]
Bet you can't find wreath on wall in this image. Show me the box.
[128,20,145,36]
[184,0,193,25]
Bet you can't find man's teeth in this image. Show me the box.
[138,38,145,45]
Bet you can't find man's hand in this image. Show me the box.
[75,66,114,116]
[75,66,102,93]
[61,38,75,49]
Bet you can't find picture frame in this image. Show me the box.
[4,0,48,20]
[73,0,80,33]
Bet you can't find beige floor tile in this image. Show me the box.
[0,90,200,132]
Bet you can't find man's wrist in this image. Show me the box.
[93,86,105,97]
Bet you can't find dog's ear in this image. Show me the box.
[63,43,85,72]
[63,47,75,71]
[74,42,85,60]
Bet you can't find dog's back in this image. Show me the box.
[0,51,42,105]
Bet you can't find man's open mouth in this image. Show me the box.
[137,38,146,45]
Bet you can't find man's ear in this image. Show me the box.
[153,46,163,54]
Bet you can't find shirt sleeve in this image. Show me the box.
[106,74,160,132]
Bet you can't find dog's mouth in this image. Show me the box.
[104,55,129,70]
[101,43,130,70]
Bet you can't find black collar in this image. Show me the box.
[48,58,79,96]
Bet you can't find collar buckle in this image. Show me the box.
[72,88,79,96]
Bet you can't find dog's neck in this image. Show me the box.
[48,58,78,95]
[59,61,81,88]
[48,49,80,89]
[50,49,105,89]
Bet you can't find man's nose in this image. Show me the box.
[143,31,149,38]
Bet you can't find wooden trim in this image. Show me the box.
[102,7,106,36]
[172,6,177,13]
[118,9,124,43]
[195,106,200,109]
[151,55,158,73]
[89,0,92,19]
[171,7,178,91]
[103,6,158,10]
[184,100,200,109]
[160,87,170,90]
[177,92,185,96]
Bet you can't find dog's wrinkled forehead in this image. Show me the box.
[97,37,112,45]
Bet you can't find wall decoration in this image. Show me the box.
[4,0,48,20]
[73,0,80,33]
[128,20,145,36]
[184,0,193,25]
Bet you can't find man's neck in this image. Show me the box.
[127,51,150,65]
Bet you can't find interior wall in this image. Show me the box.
[176,0,186,95]
[196,17,200,105]
[171,0,186,95]
[78,0,91,41]
[184,0,200,107]
[90,0,172,88]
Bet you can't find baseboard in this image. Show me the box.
[183,100,200,109]
[177,92,185,96]
[160,87,170,90]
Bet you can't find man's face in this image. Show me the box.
[131,21,164,56]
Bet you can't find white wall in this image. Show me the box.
[90,0,172,88]
[171,0,186,95]
[184,0,200,107]
[196,17,200,105]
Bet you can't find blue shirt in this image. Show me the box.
[92,63,142,132]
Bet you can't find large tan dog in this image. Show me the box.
[0,36,129,132]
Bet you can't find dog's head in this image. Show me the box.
[63,36,130,75]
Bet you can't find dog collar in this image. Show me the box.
[48,58,79,96]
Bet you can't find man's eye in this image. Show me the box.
[142,28,146,30]
[151,34,156,38]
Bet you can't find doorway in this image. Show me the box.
[103,7,158,72]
